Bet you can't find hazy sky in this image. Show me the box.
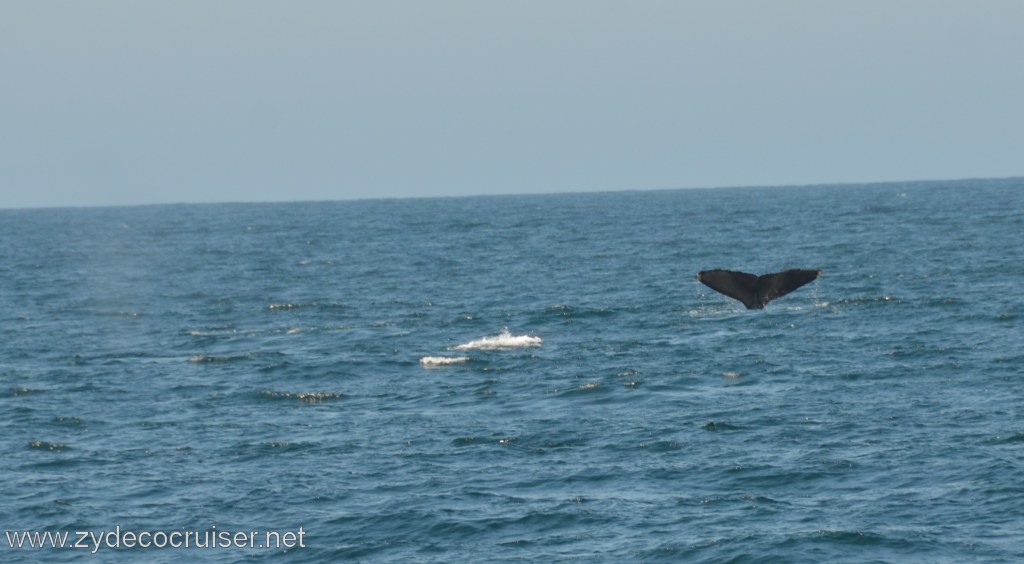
[2,1,1022,208]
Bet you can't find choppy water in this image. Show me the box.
[2,179,1023,562]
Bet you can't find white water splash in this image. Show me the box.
[419,356,471,367]
[451,329,542,351]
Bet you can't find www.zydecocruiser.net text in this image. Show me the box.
[5,526,306,554]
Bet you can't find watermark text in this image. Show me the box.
[5,526,306,554]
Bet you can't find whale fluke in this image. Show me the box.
[696,269,821,309]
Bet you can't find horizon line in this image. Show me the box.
[2,175,1020,212]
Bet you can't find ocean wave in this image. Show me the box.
[28,440,69,451]
[267,302,347,311]
[543,304,617,319]
[703,421,742,432]
[189,354,249,363]
[188,352,286,363]
[452,330,542,351]
[3,386,46,397]
[419,356,470,367]
[832,295,902,307]
[187,327,238,337]
[257,390,343,404]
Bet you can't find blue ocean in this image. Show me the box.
[2,179,1022,562]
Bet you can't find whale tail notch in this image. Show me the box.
[696,269,821,309]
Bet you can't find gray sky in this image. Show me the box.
[2,1,1022,208]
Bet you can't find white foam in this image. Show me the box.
[420,356,471,367]
[451,330,542,351]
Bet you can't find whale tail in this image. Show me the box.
[696,269,821,309]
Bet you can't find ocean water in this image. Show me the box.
[1,179,1022,562]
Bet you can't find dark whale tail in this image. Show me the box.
[696,269,821,309]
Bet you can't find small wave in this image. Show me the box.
[452,329,542,351]
[703,421,742,432]
[258,390,343,404]
[420,356,470,367]
[188,327,238,337]
[189,354,247,363]
[618,370,641,388]
[834,295,901,307]
[4,386,46,397]
[688,305,745,318]
[189,352,285,363]
[86,309,142,318]
[451,435,520,447]
[28,440,69,451]
[268,302,346,311]
[544,304,616,319]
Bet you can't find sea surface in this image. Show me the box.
[1,179,1023,562]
